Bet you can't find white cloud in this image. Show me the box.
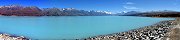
[123,6,139,9]
[125,2,135,4]
[123,2,139,10]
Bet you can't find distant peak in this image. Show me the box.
[96,11,112,14]
[63,8,76,10]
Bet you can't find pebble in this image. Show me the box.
[84,20,176,40]
[0,33,29,40]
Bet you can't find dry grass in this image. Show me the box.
[168,27,180,40]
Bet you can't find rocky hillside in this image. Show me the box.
[0,5,111,16]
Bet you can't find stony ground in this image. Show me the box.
[0,33,29,40]
[167,24,180,40]
[84,20,177,40]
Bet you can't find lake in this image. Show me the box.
[0,16,173,39]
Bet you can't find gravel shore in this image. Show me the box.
[0,33,29,40]
[84,20,176,40]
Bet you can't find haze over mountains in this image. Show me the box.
[0,5,179,16]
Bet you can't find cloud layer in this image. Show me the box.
[125,2,135,4]
[123,2,139,10]
[123,6,139,9]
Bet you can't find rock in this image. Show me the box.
[83,20,176,40]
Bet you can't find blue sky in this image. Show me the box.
[0,0,179,13]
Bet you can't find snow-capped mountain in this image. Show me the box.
[1,5,177,16]
[96,11,112,14]
[116,11,140,16]
[0,5,111,16]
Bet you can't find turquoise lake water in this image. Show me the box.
[0,16,173,39]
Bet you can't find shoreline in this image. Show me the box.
[0,33,29,40]
[84,20,177,40]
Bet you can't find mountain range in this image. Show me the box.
[121,10,180,17]
[0,5,111,16]
[0,5,180,17]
